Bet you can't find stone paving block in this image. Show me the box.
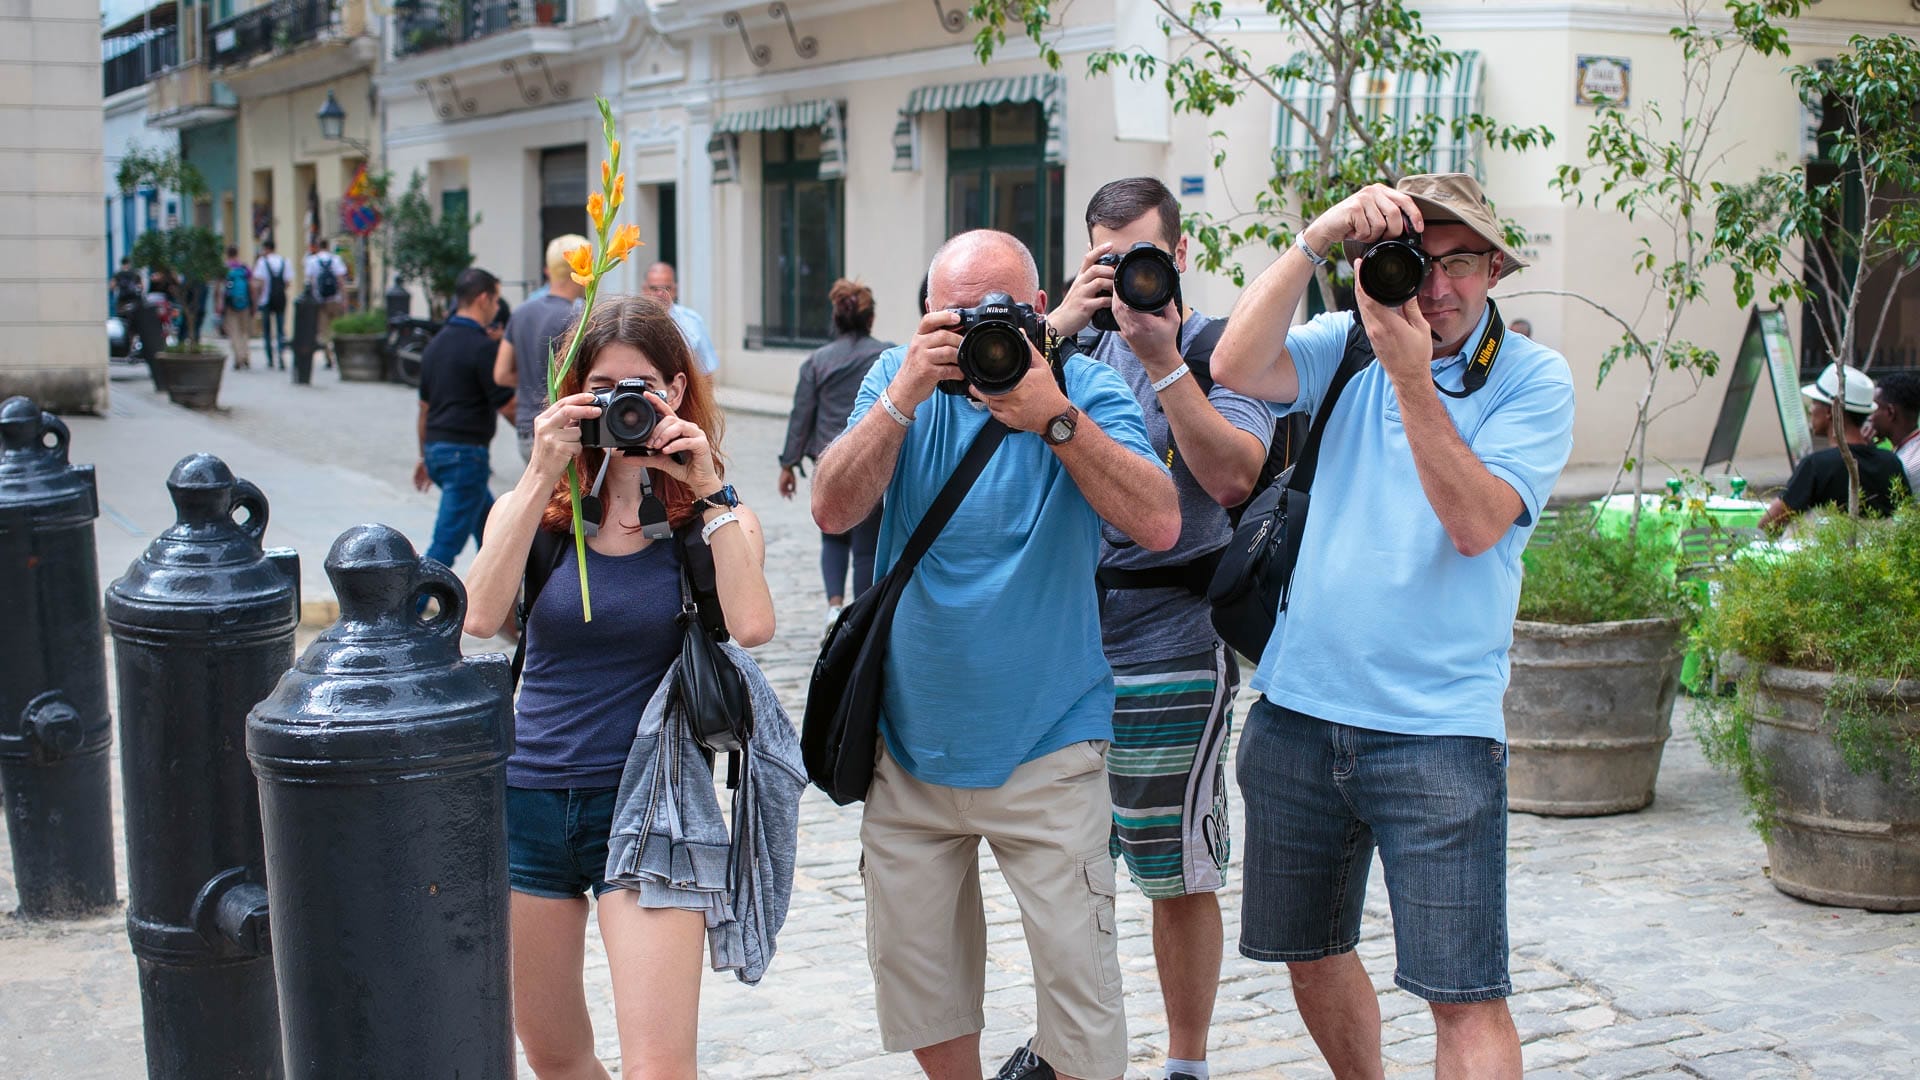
[1560,1004,1621,1032]
[1609,989,1708,1019]
[1571,1045,1687,1078]
[1579,1016,1704,1052]
[1682,1049,1803,1079]
[1514,1010,1577,1043]
[1524,1037,1593,1069]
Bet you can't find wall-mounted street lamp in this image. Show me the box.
[316,90,371,156]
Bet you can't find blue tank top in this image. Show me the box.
[510,539,682,788]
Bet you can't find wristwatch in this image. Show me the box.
[693,484,740,510]
[1042,406,1080,446]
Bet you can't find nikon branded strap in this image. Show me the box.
[1435,299,1505,399]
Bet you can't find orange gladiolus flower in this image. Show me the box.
[602,159,611,189]
[609,138,620,164]
[587,192,606,232]
[607,224,642,264]
[612,173,626,209]
[565,243,596,286]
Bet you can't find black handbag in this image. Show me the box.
[1207,326,1371,663]
[800,419,1009,805]
[672,560,751,758]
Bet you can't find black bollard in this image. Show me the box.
[289,295,317,385]
[106,454,295,1079]
[248,525,512,1079]
[0,396,117,919]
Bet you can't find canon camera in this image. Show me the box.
[1091,242,1182,332]
[579,379,662,451]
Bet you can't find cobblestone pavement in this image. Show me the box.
[3,370,1918,1077]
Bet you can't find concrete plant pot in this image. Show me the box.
[1504,617,1685,816]
[334,333,388,382]
[1749,664,1920,912]
[151,348,226,409]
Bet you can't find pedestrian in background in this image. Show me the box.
[305,237,350,370]
[216,245,254,370]
[414,267,514,570]
[778,278,893,626]
[643,261,720,376]
[498,234,590,462]
[1869,369,1920,494]
[253,239,290,369]
[458,295,775,1080]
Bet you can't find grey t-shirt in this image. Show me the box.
[1093,312,1275,666]
[507,292,584,438]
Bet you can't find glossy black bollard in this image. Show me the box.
[289,294,317,385]
[0,396,117,919]
[106,454,296,1079]
[248,525,512,1079]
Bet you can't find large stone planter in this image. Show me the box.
[334,333,387,382]
[1504,618,1685,815]
[150,349,225,409]
[1750,664,1920,912]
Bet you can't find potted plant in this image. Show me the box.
[1505,513,1693,815]
[1696,506,1920,911]
[329,309,389,381]
[380,171,477,320]
[134,225,230,408]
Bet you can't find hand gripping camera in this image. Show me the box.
[1357,221,1430,307]
[1090,241,1182,332]
[947,292,1050,396]
[578,379,663,451]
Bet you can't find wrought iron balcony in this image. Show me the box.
[207,0,340,71]
[104,27,179,98]
[393,0,569,59]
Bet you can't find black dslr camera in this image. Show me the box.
[946,292,1049,396]
[1358,219,1429,306]
[579,379,662,451]
[1090,242,1181,332]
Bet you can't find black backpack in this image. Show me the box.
[264,257,286,307]
[314,257,340,301]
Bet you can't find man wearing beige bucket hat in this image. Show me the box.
[1757,361,1908,532]
[1210,174,1576,1079]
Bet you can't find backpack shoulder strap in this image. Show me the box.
[1179,317,1229,395]
[1286,318,1375,495]
[511,528,572,687]
[672,521,729,641]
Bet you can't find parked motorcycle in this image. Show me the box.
[387,314,440,387]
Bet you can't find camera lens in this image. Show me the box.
[1114,250,1177,312]
[958,323,1029,395]
[602,386,657,444]
[1359,240,1428,306]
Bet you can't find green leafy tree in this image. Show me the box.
[1533,0,1800,535]
[1716,32,1920,517]
[118,149,221,344]
[380,170,478,319]
[969,0,1553,296]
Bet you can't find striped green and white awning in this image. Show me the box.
[707,99,846,183]
[892,74,1066,171]
[1274,51,1484,176]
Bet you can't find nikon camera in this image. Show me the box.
[945,292,1051,396]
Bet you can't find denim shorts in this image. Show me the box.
[1236,697,1511,1003]
[506,786,620,899]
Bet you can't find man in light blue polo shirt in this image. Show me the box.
[1212,174,1575,1080]
[812,229,1178,1080]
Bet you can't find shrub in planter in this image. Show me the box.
[1696,505,1920,910]
[330,309,389,381]
[1505,515,1692,815]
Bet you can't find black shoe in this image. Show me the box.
[1168,1073,1202,1080]
[996,1041,1055,1080]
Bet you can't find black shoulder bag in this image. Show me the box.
[800,419,1009,805]
[1205,319,1373,663]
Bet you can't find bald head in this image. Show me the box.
[926,230,1043,313]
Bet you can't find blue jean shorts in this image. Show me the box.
[1236,698,1511,1003]
[506,786,620,899]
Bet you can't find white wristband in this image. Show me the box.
[1296,232,1330,268]
[879,389,914,428]
[700,511,740,544]
[1151,364,1191,393]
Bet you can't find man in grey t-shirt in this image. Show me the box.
[496,234,588,460]
[1001,179,1272,1080]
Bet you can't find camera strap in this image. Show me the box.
[580,453,612,537]
[635,467,674,541]
[1435,300,1505,399]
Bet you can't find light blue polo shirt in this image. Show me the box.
[847,346,1164,788]
[1251,308,1575,742]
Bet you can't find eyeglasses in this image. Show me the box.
[1429,250,1496,280]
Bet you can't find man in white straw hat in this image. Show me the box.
[1758,361,1908,531]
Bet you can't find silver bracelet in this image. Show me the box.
[1151,364,1191,393]
[879,389,915,428]
[1296,232,1330,268]
[700,510,740,543]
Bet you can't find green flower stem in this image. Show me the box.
[566,461,591,622]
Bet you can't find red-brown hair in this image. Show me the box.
[539,294,727,534]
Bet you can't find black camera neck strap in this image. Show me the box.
[1435,299,1505,400]
[895,419,1010,574]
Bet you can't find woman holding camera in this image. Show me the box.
[463,294,774,1080]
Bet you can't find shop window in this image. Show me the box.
[539,144,588,259]
[945,103,1064,299]
[761,127,843,349]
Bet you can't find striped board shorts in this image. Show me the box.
[1107,642,1237,899]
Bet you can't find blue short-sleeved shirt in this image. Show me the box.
[848,345,1164,788]
[1251,308,1575,742]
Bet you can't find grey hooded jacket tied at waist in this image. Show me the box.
[605,641,806,985]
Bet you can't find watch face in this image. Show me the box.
[1048,418,1073,443]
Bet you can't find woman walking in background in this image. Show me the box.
[777,279,893,628]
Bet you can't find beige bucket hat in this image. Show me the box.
[1343,173,1528,280]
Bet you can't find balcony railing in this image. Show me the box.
[394,0,568,59]
[104,28,179,98]
[207,0,340,70]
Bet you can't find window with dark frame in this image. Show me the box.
[945,102,1064,301]
[761,127,843,349]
